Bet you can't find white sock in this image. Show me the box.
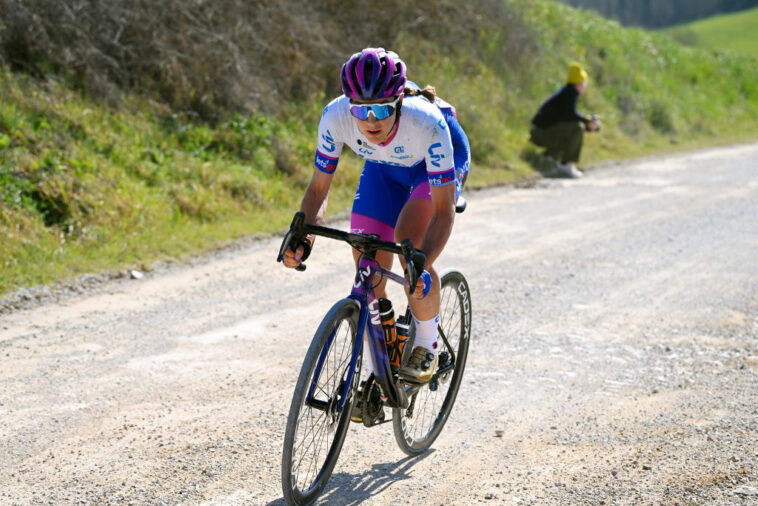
[412,314,439,353]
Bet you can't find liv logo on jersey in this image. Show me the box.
[428,142,446,168]
[320,129,336,153]
[314,150,338,174]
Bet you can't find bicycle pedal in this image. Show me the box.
[350,400,364,423]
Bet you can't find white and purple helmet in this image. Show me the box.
[340,48,407,100]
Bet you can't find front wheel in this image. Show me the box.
[281,298,362,505]
[392,269,472,456]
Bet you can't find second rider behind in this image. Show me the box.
[281,48,471,382]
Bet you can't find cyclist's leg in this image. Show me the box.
[394,165,463,323]
[394,190,441,335]
[394,191,439,309]
[350,214,394,299]
[395,168,462,357]
[350,160,416,299]
[393,183,443,382]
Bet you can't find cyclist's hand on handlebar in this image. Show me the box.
[282,243,306,269]
[283,239,312,271]
[408,269,433,299]
[277,212,312,272]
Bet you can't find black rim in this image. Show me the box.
[393,271,470,453]
[283,301,360,504]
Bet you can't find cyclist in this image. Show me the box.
[282,47,470,382]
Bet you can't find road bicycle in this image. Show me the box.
[277,209,472,505]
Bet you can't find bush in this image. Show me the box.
[0,0,535,122]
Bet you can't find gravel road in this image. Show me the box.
[1,143,757,505]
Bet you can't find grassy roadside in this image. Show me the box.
[2,0,758,298]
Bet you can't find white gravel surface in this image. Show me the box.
[1,143,757,505]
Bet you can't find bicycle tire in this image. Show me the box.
[392,269,472,456]
[282,298,361,505]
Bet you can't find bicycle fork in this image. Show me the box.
[304,301,364,417]
[304,297,412,418]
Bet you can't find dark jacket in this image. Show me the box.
[531,84,588,129]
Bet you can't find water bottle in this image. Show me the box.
[378,298,399,373]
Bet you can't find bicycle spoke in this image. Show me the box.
[295,413,330,488]
[287,311,357,495]
[294,408,329,488]
[393,271,471,456]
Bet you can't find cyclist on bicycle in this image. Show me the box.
[282,47,471,382]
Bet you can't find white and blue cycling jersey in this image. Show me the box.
[313,91,471,240]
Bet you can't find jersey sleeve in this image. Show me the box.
[443,109,471,179]
[425,112,456,188]
[314,100,345,174]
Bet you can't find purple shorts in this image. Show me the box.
[350,159,461,242]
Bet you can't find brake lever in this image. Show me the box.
[400,239,426,295]
[277,212,308,271]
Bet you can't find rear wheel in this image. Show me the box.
[392,269,471,456]
[282,298,362,505]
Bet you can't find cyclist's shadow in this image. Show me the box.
[268,450,434,505]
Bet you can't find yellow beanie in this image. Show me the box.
[567,62,588,84]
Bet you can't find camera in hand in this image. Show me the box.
[589,113,601,132]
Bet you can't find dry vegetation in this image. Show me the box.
[0,0,533,120]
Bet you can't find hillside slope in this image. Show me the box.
[2,0,758,296]
[663,6,758,57]
[556,0,758,27]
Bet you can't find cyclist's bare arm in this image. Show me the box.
[403,183,455,301]
[419,183,456,267]
[300,169,333,226]
[282,169,333,269]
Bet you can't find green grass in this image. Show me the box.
[0,76,362,291]
[663,7,758,57]
[2,0,758,297]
